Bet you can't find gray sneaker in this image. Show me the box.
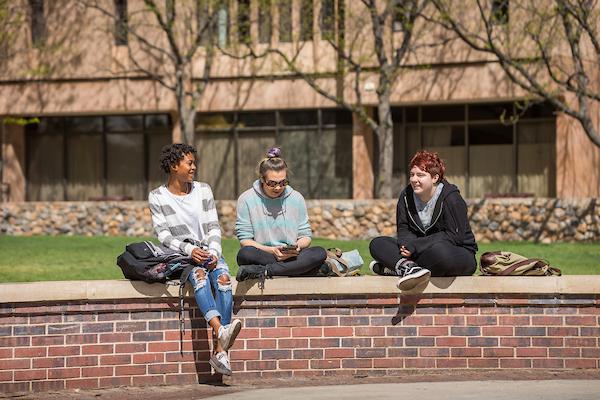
[218,319,242,351]
[395,260,431,291]
[209,351,232,376]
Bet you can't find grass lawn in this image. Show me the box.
[0,236,598,283]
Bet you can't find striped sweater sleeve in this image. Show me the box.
[148,189,197,257]
[198,184,222,259]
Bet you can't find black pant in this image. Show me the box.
[236,246,327,277]
[369,236,476,277]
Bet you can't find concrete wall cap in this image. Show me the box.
[1,276,599,303]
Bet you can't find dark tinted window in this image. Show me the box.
[280,110,317,126]
[422,104,464,122]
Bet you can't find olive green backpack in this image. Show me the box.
[479,251,561,276]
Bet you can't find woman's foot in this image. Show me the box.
[395,260,431,291]
[218,319,242,351]
[209,351,232,376]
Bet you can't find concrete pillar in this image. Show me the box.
[352,109,374,199]
[1,123,26,202]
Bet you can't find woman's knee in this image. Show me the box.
[302,246,327,264]
[236,246,257,265]
[369,236,392,258]
[216,271,233,292]
[189,267,208,291]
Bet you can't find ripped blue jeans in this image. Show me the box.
[188,258,232,325]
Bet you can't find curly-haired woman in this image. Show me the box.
[369,150,478,290]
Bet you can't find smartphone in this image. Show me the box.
[281,244,297,253]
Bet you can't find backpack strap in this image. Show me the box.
[176,264,196,354]
[500,258,545,275]
[326,248,350,277]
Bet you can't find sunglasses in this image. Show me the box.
[263,179,289,188]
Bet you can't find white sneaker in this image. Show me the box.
[396,262,431,291]
[218,319,242,351]
[209,351,232,376]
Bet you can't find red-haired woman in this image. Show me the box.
[369,150,477,290]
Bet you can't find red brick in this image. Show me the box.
[132,375,166,386]
[310,338,340,347]
[466,316,497,326]
[374,358,404,368]
[468,358,499,368]
[163,330,192,341]
[292,327,322,337]
[373,337,404,347]
[532,359,564,368]
[388,348,418,357]
[499,316,530,325]
[483,348,514,357]
[500,337,531,347]
[261,328,291,338]
[341,359,372,368]
[436,358,467,368]
[98,313,130,322]
[165,373,200,385]
[450,348,481,357]
[238,328,260,339]
[246,361,277,370]
[65,378,99,390]
[516,348,547,357]
[99,333,130,343]
[246,339,277,349]
[14,347,46,358]
[419,326,448,336]
[48,368,81,379]
[147,342,179,352]
[99,377,132,388]
[100,354,131,365]
[81,366,114,377]
[0,348,12,359]
[132,353,164,364]
[324,327,353,337]
[500,358,531,368]
[230,350,260,361]
[578,307,600,315]
[448,306,479,315]
[67,356,98,367]
[547,327,578,336]
[310,359,340,369]
[549,348,580,357]
[33,357,65,369]
[278,360,309,369]
[531,316,563,326]
[82,344,114,355]
[14,369,46,381]
[48,346,80,357]
[115,365,147,376]
[582,348,600,358]
[66,334,98,344]
[565,359,597,369]
[386,326,417,336]
[481,326,514,336]
[405,358,436,368]
[293,349,323,359]
[566,316,596,326]
[1,337,31,347]
[434,316,465,325]
[480,306,511,315]
[278,338,308,349]
[325,348,354,358]
[147,363,178,374]
[436,337,466,347]
[0,382,30,393]
[532,337,564,347]
[420,348,449,357]
[565,338,596,347]
[400,316,434,326]
[115,343,146,353]
[115,321,147,332]
[0,359,30,370]
[277,317,307,327]
[31,380,65,392]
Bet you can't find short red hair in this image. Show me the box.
[409,151,445,181]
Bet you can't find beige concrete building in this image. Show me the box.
[1,0,599,203]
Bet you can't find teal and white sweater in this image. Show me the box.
[148,181,222,259]
[235,180,311,247]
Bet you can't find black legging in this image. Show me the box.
[369,236,476,277]
[236,246,327,277]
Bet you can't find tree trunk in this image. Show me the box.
[179,106,196,146]
[375,94,394,199]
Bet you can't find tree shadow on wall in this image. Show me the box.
[391,277,456,325]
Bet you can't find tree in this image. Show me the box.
[83,0,224,145]
[432,0,600,147]
[224,0,431,198]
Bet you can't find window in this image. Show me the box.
[279,0,292,42]
[237,0,251,44]
[29,0,45,47]
[215,2,229,47]
[258,0,272,44]
[491,0,509,25]
[114,0,128,45]
[26,114,172,201]
[320,0,335,40]
[300,0,313,41]
[392,2,406,32]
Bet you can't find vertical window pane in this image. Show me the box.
[518,120,556,196]
[114,0,128,45]
[279,0,292,42]
[238,0,251,44]
[318,127,352,198]
[147,132,172,191]
[279,130,311,195]
[215,2,229,47]
[300,0,313,41]
[106,134,144,199]
[27,132,64,201]
[196,131,235,200]
[238,130,277,193]
[468,124,513,197]
[106,115,142,132]
[29,0,45,47]
[320,0,334,40]
[258,0,272,44]
[423,125,467,193]
[66,133,103,200]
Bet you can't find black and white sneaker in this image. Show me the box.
[395,260,431,291]
[369,261,398,276]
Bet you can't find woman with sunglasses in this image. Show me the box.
[235,146,327,285]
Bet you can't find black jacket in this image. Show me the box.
[396,180,477,258]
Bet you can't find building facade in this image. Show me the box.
[1,0,598,202]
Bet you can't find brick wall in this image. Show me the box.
[1,285,599,393]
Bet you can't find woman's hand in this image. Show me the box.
[191,247,212,264]
[271,245,299,261]
[400,245,412,258]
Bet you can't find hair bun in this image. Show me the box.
[266,146,281,158]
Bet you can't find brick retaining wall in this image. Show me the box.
[1,277,599,393]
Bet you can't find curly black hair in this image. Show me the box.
[159,143,197,174]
